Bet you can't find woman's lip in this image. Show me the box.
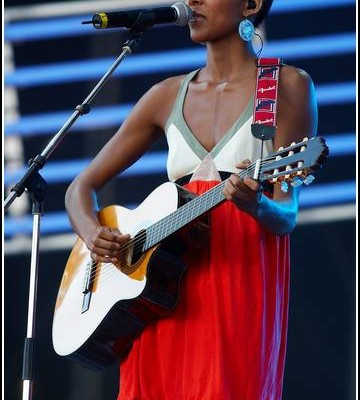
[192,11,205,18]
[190,11,206,22]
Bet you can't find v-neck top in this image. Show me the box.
[165,69,274,182]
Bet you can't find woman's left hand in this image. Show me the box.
[223,159,262,215]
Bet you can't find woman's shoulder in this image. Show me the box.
[280,64,315,92]
[279,64,316,105]
[133,73,190,129]
[146,73,188,101]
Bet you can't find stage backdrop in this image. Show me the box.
[4,1,356,400]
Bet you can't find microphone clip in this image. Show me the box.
[129,11,158,32]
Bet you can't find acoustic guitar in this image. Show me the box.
[52,137,328,370]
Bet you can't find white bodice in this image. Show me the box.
[164,70,273,182]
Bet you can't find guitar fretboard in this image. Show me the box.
[142,136,327,251]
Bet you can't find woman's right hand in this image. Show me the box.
[85,226,130,264]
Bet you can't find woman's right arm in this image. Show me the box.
[65,77,181,263]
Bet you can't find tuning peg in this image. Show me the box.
[280,181,289,193]
[290,176,303,188]
[285,145,295,179]
[303,174,315,185]
[272,152,283,183]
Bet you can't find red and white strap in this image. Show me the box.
[251,57,283,140]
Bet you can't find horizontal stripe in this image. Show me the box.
[3,132,355,186]
[4,33,356,88]
[4,15,97,41]
[299,180,356,208]
[4,180,356,237]
[4,151,168,186]
[4,79,356,137]
[323,133,356,156]
[273,0,355,12]
[4,0,355,41]
[5,1,175,23]
[297,203,356,224]
[5,104,133,136]
[315,82,356,105]
[4,202,357,254]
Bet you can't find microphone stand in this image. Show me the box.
[4,14,157,400]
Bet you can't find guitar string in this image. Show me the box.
[85,140,315,289]
[86,153,304,288]
[86,161,263,268]
[99,158,275,255]
[86,179,227,286]
[101,154,288,255]
[88,185,223,289]
[85,156,290,286]
[86,153,304,287]
[90,135,315,288]
[82,139,319,291]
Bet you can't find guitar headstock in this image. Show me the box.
[259,136,329,192]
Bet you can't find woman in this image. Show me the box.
[65,0,318,398]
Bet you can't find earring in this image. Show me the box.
[239,18,255,42]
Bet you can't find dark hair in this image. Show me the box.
[253,0,273,27]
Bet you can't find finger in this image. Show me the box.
[243,177,261,192]
[224,177,243,199]
[115,232,131,244]
[90,251,117,264]
[235,159,252,169]
[97,226,122,241]
[104,228,131,244]
[96,227,131,247]
[91,237,121,254]
[228,174,245,190]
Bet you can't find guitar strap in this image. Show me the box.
[251,57,283,141]
[177,58,283,187]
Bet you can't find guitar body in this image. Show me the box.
[52,182,198,370]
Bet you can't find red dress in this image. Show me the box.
[118,179,290,400]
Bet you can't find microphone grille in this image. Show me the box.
[172,2,193,26]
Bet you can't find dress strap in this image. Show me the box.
[165,69,201,133]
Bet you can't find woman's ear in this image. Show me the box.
[243,0,263,18]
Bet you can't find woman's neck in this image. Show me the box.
[203,35,257,84]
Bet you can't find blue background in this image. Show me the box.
[3,1,356,399]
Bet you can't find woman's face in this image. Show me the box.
[186,0,245,44]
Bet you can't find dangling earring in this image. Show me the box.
[239,18,255,42]
[254,31,264,57]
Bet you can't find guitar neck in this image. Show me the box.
[144,181,227,250]
[142,136,329,251]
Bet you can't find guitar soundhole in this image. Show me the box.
[116,229,147,275]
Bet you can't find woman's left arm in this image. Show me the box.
[224,66,318,235]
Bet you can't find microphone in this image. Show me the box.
[82,2,193,29]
